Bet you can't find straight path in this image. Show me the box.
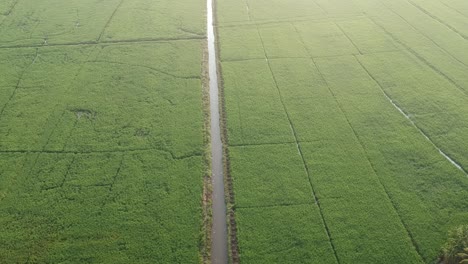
[207,0,229,262]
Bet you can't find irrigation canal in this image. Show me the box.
[207,0,229,262]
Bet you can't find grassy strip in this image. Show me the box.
[200,40,213,264]
[213,0,240,262]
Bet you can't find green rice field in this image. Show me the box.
[217,0,468,263]
[0,0,208,263]
[1,0,467,263]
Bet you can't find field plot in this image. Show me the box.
[0,0,207,263]
[217,0,468,263]
[0,0,205,47]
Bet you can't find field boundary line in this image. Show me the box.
[221,56,306,63]
[230,139,331,148]
[97,155,125,214]
[310,56,426,262]
[335,22,363,55]
[87,60,200,79]
[41,155,76,191]
[230,141,295,147]
[310,0,328,14]
[354,56,468,176]
[0,48,38,121]
[41,110,68,152]
[5,0,19,15]
[61,118,79,152]
[0,37,204,50]
[218,14,366,28]
[0,148,202,159]
[221,50,405,63]
[235,93,245,145]
[1,0,19,17]
[0,0,20,28]
[244,0,252,21]
[97,0,125,42]
[102,36,205,44]
[256,22,340,264]
[236,202,312,209]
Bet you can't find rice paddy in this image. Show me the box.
[1,0,467,263]
[0,0,207,262]
[217,0,468,263]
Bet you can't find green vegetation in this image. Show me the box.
[236,204,336,264]
[441,225,468,264]
[0,0,206,47]
[217,0,468,263]
[103,0,205,41]
[0,0,208,263]
[2,0,468,263]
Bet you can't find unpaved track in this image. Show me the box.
[207,0,229,262]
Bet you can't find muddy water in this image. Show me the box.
[207,0,229,262]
